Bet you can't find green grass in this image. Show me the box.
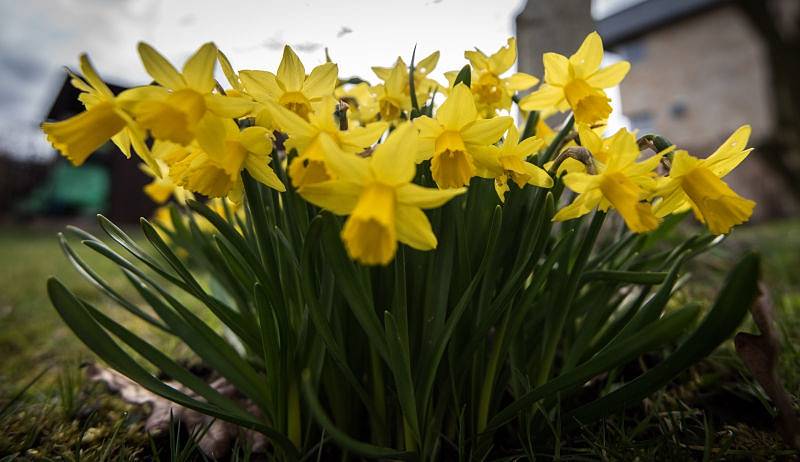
[0,220,798,459]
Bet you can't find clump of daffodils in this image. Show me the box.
[43,32,755,266]
[44,32,763,461]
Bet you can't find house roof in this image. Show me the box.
[598,0,726,47]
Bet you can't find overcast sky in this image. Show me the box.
[0,0,638,159]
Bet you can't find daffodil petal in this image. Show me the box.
[396,183,466,208]
[518,85,564,111]
[569,31,604,79]
[543,52,570,86]
[240,70,282,101]
[182,42,217,93]
[461,116,512,146]
[396,205,437,250]
[298,180,361,214]
[277,45,305,92]
[302,62,338,99]
[586,61,630,89]
[437,83,478,130]
[245,154,285,191]
[137,42,185,90]
[505,72,539,91]
[371,123,417,185]
[704,125,752,177]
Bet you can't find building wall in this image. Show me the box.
[612,4,797,218]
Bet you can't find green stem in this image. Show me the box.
[536,211,606,385]
[288,379,301,447]
[370,347,388,445]
[476,309,512,432]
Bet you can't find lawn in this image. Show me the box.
[0,219,798,459]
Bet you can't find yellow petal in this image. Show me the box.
[395,205,437,250]
[488,37,516,75]
[268,101,315,139]
[239,126,273,154]
[461,116,512,147]
[371,123,417,185]
[217,49,242,91]
[277,45,305,92]
[41,102,126,165]
[569,31,604,79]
[553,190,602,221]
[413,115,444,139]
[396,183,465,208]
[302,62,338,99]
[206,94,253,118]
[340,122,387,152]
[245,154,285,192]
[703,125,752,177]
[318,134,372,183]
[298,180,361,214]
[542,52,570,86]
[416,51,440,75]
[182,42,217,93]
[431,149,476,189]
[505,72,539,91]
[194,115,228,158]
[586,61,630,89]
[240,70,281,101]
[518,85,564,111]
[523,162,554,188]
[562,172,598,193]
[79,54,113,98]
[437,83,478,130]
[137,42,185,90]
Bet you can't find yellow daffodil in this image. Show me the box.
[140,159,194,204]
[168,118,284,199]
[446,38,539,117]
[519,32,629,125]
[268,97,387,187]
[473,124,553,201]
[298,123,465,265]
[335,82,380,126]
[371,61,413,123]
[239,45,338,124]
[132,42,253,157]
[41,54,158,171]
[414,84,512,189]
[373,51,441,108]
[554,128,661,233]
[653,125,755,234]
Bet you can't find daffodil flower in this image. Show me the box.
[446,38,539,117]
[472,124,553,201]
[554,128,661,233]
[131,42,253,158]
[239,45,338,123]
[139,160,194,205]
[335,82,380,126]
[371,61,412,123]
[653,125,755,235]
[41,54,158,171]
[168,118,285,199]
[519,32,630,125]
[268,97,387,187]
[373,51,441,108]
[414,84,512,189]
[297,124,465,265]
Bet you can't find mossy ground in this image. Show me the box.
[0,220,798,460]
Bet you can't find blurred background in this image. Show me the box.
[2,0,798,224]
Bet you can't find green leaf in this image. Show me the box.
[453,65,471,87]
[580,270,667,285]
[301,370,414,460]
[565,253,760,424]
[47,278,300,460]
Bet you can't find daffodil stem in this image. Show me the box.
[477,309,512,432]
[536,211,606,386]
[519,111,539,142]
[288,379,302,447]
[370,347,388,444]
